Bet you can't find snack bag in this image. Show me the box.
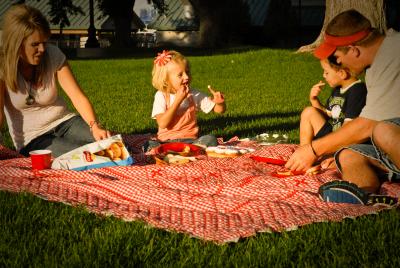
[51,134,134,171]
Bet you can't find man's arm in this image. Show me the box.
[285,117,378,171]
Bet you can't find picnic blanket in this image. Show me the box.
[1,134,399,244]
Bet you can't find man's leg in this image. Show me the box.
[372,121,400,170]
[336,148,382,193]
[299,106,327,145]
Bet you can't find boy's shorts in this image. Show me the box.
[314,121,333,140]
[334,118,400,181]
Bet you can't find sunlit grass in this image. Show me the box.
[1,47,399,267]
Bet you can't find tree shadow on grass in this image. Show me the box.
[64,46,270,61]
[199,111,300,139]
[133,111,300,140]
[200,111,299,125]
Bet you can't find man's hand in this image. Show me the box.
[321,157,336,169]
[285,144,318,172]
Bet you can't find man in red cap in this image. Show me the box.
[286,9,400,194]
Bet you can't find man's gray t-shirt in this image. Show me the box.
[361,30,400,120]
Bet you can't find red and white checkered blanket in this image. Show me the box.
[1,135,399,243]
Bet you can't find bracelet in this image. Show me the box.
[89,120,99,131]
[310,142,318,157]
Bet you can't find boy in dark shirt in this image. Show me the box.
[299,56,367,145]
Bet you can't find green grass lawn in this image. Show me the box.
[1,47,399,267]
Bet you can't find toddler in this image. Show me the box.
[300,56,367,146]
[145,50,225,151]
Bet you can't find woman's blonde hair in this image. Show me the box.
[0,4,51,92]
[151,50,189,93]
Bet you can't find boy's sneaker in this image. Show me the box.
[318,180,398,206]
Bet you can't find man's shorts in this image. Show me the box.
[334,117,400,181]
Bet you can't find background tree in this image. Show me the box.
[13,0,83,36]
[262,0,297,47]
[48,0,84,35]
[153,0,252,48]
[35,0,249,49]
[96,0,136,48]
[297,0,387,53]
[186,0,250,48]
[96,0,167,48]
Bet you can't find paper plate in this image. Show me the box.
[271,170,305,178]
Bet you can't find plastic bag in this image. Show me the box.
[51,134,134,171]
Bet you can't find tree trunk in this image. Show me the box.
[297,0,387,53]
[189,0,250,48]
[112,15,134,48]
[97,0,136,48]
[189,0,222,48]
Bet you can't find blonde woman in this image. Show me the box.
[0,4,110,157]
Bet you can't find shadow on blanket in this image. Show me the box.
[0,134,399,244]
[0,144,24,160]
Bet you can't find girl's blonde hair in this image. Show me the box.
[0,4,51,92]
[151,50,189,93]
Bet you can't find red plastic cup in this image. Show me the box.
[29,150,52,170]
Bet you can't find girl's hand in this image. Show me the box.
[175,85,190,104]
[208,85,225,104]
[91,124,111,141]
[309,81,325,101]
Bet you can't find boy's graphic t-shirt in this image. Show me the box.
[325,81,367,131]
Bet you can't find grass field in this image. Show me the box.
[1,47,399,267]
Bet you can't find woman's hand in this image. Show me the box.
[91,123,111,141]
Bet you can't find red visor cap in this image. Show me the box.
[313,29,370,59]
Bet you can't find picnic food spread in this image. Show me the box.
[2,137,399,244]
[51,135,133,170]
[94,141,129,161]
[206,145,255,158]
[153,143,203,165]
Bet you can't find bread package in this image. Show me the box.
[51,134,134,171]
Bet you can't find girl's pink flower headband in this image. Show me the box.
[154,50,172,66]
